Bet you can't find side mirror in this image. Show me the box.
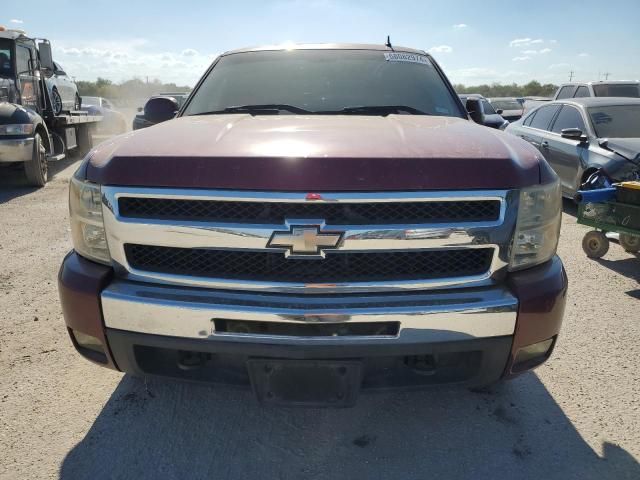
[466,99,482,123]
[144,97,179,124]
[38,41,54,71]
[561,128,588,142]
[496,109,504,115]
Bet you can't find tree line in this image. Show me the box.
[454,80,557,98]
[76,77,191,106]
[76,78,558,105]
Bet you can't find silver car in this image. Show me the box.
[506,97,640,197]
[44,61,80,115]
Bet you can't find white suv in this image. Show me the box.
[554,80,640,100]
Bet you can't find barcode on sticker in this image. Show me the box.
[384,52,431,65]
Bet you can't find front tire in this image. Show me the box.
[51,88,63,115]
[74,93,81,111]
[24,133,48,187]
[582,231,609,258]
[619,233,640,253]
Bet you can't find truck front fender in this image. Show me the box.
[0,102,50,152]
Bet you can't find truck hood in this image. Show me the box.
[86,114,545,191]
[600,138,640,165]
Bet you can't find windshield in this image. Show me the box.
[183,50,463,117]
[0,39,14,77]
[490,100,522,110]
[589,105,640,138]
[592,84,640,98]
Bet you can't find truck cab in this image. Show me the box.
[0,26,100,186]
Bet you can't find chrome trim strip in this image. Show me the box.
[103,186,509,206]
[101,187,516,293]
[102,281,518,341]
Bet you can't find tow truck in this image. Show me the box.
[0,26,102,186]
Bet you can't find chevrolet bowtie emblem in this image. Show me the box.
[267,225,343,258]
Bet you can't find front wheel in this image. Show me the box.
[74,93,81,111]
[582,231,609,258]
[24,133,48,187]
[619,233,640,253]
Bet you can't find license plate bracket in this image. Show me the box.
[247,359,362,407]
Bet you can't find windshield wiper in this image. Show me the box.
[318,105,429,116]
[193,104,311,115]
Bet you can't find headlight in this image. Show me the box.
[509,179,562,271]
[69,176,111,265]
[0,124,34,135]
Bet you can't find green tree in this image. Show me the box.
[454,80,557,98]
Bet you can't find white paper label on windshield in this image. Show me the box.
[384,52,431,65]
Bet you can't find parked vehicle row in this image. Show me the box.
[506,97,640,197]
[487,97,524,121]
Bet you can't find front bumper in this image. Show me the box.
[59,253,567,390]
[0,137,33,163]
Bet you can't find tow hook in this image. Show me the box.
[405,355,437,376]
[177,351,209,370]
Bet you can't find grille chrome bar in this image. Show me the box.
[101,187,515,293]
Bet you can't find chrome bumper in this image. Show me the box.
[0,137,33,163]
[101,281,518,343]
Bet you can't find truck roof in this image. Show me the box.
[222,43,427,56]
[559,80,640,86]
[553,97,640,107]
[0,29,29,41]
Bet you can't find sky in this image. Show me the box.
[3,0,640,87]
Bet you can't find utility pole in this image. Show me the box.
[603,72,611,80]
[569,70,574,81]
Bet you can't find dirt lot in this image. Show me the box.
[1,156,639,479]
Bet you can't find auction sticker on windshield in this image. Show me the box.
[384,52,432,65]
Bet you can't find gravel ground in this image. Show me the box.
[0,157,638,479]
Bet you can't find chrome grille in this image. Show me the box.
[101,187,513,293]
[118,197,501,225]
[125,244,494,283]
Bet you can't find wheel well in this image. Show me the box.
[34,124,51,154]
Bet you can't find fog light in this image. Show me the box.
[70,329,108,364]
[512,337,555,373]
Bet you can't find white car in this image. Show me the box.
[44,61,80,115]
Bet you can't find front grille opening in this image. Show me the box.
[214,319,400,337]
[124,244,494,283]
[118,197,501,225]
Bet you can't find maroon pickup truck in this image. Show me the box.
[59,44,567,406]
